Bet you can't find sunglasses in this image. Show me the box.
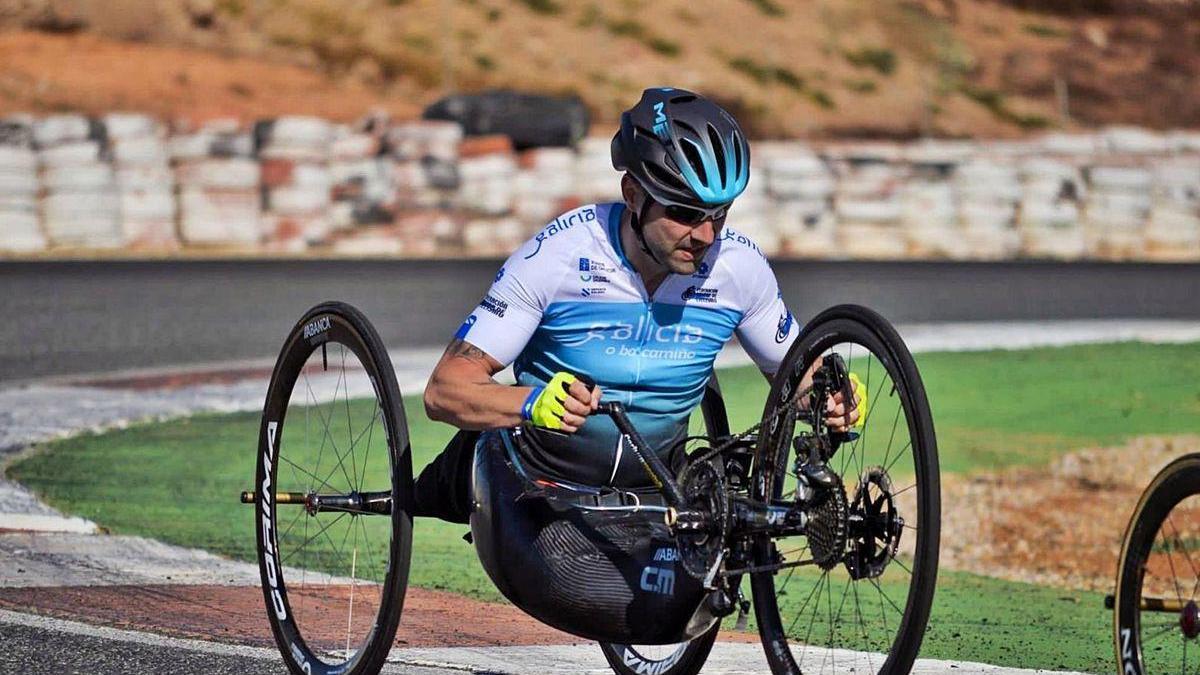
[662,202,731,225]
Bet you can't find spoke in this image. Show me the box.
[1162,528,1188,607]
[279,455,338,494]
[1164,515,1200,601]
[892,482,917,498]
[822,569,836,672]
[786,568,827,636]
[312,352,355,492]
[281,512,348,565]
[346,514,359,656]
[798,572,829,671]
[359,399,382,494]
[884,439,914,477]
[878,393,904,478]
[888,552,914,578]
[851,576,875,671]
[869,577,907,617]
[1141,622,1180,644]
[277,503,308,542]
[341,346,359,492]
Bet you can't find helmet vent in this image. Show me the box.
[644,160,688,193]
[707,125,727,186]
[732,130,744,179]
[679,140,709,188]
[669,94,697,104]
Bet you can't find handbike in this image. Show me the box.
[244,301,940,675]
[1109,454,1200,674]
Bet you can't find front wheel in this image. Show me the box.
[750,304,940,674]
[254,301,413,675]
[1113,453,1200,675]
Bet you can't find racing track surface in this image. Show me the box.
[2,259,1198,383]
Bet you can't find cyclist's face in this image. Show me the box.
[636,190,728,275]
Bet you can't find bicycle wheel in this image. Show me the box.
[749,304,940,675]
[598,378,731,675]
[254,301,413,675]
[1113,453,1200,675]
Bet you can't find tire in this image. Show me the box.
[255,301,413,675]
[1113,454,1200,675]
[599,627,720,675]
[597,377,731,675]
[750,304,940,674]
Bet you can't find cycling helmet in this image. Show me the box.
[611,87,751,208]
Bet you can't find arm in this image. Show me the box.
[423,338,601,432]
[423,338,528,430]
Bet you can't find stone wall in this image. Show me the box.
[1,112,1198,261]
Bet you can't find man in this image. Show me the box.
[414,88,860,523]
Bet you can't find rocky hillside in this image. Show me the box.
[0,0,1197,138]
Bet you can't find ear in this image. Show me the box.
[620,174,642,209]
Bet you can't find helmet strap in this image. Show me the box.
[629,198,662,265]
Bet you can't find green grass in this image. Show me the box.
[10,341,1200,671]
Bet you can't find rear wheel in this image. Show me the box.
[254,301,413,675]
[1113,453,1200,675]
[750,304,940,674]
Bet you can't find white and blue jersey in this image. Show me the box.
[455,202,798,486]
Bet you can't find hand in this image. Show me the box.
[824,372,865,432]
[526,372,602,433]
[795,357,867,432]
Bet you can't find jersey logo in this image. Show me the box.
[775,311,793,343]
[494,267,505,283]
[480,294,507,318]
[454,314,477,339]
[682,285,718,303]
[523,207,597,259]
[692,261,710,278]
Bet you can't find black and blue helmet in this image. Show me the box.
[611,87,751,208]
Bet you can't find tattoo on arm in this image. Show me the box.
[446,338,489,362]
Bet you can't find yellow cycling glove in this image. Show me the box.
[848,372,868,428]
[521,372,578,430]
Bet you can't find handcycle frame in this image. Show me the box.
[246,301,938,675]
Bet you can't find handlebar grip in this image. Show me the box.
[565,372,597,392]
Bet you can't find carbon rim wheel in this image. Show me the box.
[750,305,940,675]
[599,627,720,675]
[255,301,413,675]
[1114,454,1200,675]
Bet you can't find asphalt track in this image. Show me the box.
[3,259,1198,382]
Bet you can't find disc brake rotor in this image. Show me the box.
[845,467,904,580]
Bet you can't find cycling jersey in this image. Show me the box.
[455,202,799,486]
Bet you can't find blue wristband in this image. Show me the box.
[521,386,544,421]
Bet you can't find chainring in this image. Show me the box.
[677,456,729,580]
[805,478,849,570]
[845,466,904,580]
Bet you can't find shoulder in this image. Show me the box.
[710,227,779,309]
[510,203,610,263]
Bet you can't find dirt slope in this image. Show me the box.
[0,0,1197,137]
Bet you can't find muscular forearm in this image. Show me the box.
[423,339,532,430]
[424,375,532,430]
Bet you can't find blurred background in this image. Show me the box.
[0,0,1198,261]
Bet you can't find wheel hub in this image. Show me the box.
[1183,599,1200,640]
[845,467,904,580]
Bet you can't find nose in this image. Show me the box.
[691,220,716,246]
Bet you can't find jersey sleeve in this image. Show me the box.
[734,257,798,376]
[450,232,565,366]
